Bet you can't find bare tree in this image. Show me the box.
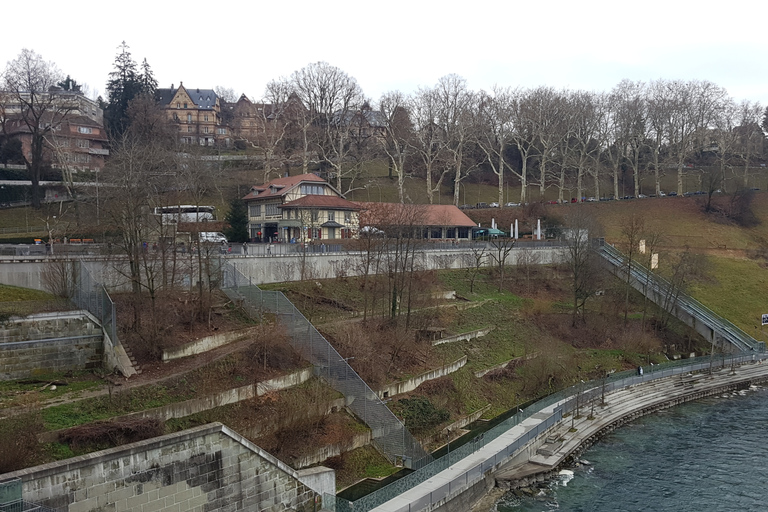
[409,86,449,204]
[476,86,515,207]
[434,75,477,206]
[379,91,413,203]
[290,62,365,193]
[489,236,515,292]
[618,212,645,324]
[1,49,71,208]
[561,209,603,326]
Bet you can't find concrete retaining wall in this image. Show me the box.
[41,367,316,443]
[162,328,257,362]
[377,356,468,399]
[292,431,373,469]
[2,422,334,512]
[0,246,565,291]
[432,327,493,347]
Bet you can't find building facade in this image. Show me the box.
[155,84,229,146]
[243,173,360,243]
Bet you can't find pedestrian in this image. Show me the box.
[267,244,271,255]
[242,242,247,255]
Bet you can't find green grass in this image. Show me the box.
[690,256,768,343]
[41,383,195,431]
[0,284,58,302]
[0,371,103,410]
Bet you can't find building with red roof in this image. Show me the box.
[242,173,360,242]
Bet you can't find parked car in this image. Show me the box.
[668,191,677,196]
[459,204,473,210]
[200,232,228,244]
[638,194,648,199]
[586,197,597,202]
[489,202,499,208]
[476,202,488,209]
[504,202,520,207]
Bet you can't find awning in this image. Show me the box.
[321,221,344,228]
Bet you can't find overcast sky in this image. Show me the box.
[4,0,767,107]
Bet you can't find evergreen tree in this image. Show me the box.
[104,42,157,140]
[223,198,249,243]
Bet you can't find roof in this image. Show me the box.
[155,84,218,110]
[242,173,329,201]
[355,202,476,228]
[281,195,360,210]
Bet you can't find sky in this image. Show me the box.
[3,0,767,107]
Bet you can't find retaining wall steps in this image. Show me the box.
[120,344,142,375]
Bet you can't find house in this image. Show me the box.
[355,202,476,241]
[155,83,228,147]
[1,112,108,172]
[242,173,360,243]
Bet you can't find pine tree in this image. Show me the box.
[223,199,249,243]
[104,42,156,140]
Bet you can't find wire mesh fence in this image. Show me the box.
[0,479,59,512]
[221,261,433,471]
[597,241,764,352]
[331,350,762,512]
[70,261,116,342]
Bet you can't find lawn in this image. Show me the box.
[689,256,768,343]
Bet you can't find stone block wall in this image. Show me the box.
[0,312,104,380]
[1,423,334,512]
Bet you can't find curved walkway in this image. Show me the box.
[370,358,768,512]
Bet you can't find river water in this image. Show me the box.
[495,385,768,512]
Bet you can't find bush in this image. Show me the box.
[395,396,450,435]
[0,409,44,472]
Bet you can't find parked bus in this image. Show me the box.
[154,205,216,225]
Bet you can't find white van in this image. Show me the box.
[199,232,228,244]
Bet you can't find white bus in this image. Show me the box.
[154,205,216,225]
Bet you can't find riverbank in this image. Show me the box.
[371,356,768,512]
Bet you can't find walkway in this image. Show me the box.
[370,357,768,512]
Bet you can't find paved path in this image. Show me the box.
[372,360,768,512]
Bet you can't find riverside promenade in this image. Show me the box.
[370,356,768,512]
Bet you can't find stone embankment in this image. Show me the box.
[494,361,768,490]
[370,358,768,512]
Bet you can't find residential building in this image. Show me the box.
[155,83,227,147]
[242,173,360,243]
[1,112,108,172]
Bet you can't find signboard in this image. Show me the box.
[762,314,768,326]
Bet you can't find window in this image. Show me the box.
[431,228,442,239]
[217,127,227,135]
[300,184,324,195]
[76,139,90,148]
[328,211,335,222]
[249,205,261,217]
[177,103,180,108]
[77,126,93,134]
[204,115,209,122]
[187,114,192,123]
[203,126,209,134]
[265,204,279,216]
[458,227,469,239]
[344,211,351,223]
[311,210,319,222]
[188,126,192,133]
[183,103,188,109]
[327,228,336,240]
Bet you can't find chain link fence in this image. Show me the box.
[70,260,117,343]
[0,478,59,512]
[221,261,433,471]
[597,241,764,352]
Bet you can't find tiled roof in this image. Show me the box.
[281,195,360,210]
[242,173,327,200]
[355,202,476,227]
[155,85,218,109]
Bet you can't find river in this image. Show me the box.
[495,385,768,511]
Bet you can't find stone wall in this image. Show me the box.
[0,312,103,380]
[377,356,468,399]
[2,423,335,512]
[162,328,258,362]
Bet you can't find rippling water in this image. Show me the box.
[496,386,768,512]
